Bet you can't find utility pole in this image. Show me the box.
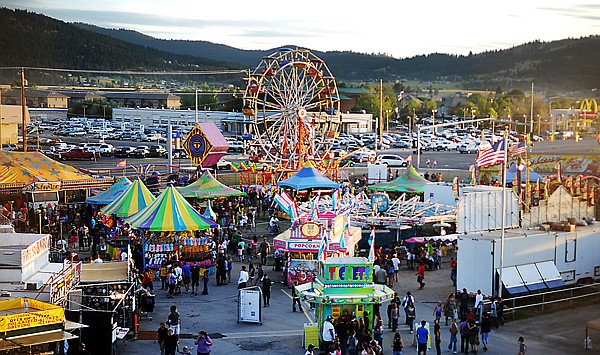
[530,82,534,137]
[21,68,27,152]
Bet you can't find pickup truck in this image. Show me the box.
[59,148,100,161]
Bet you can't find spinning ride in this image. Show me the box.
[242,48,341,171]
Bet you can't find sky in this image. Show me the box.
[4,1,600,59]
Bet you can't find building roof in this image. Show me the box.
[2,88,68,98]
[103,92,180,100]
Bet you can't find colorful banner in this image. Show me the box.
[289,259,318,286]
[50,262,82,306]
[528,154,600,174]
[21,235,50,265]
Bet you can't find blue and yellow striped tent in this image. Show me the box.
[101,179,155,217]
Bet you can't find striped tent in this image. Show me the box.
[126,185,218,232]
[86,177,132,205]
[370,165,429,193]
[177,170,244,199]
[101,179,156,217]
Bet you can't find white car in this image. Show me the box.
[229,141,244,152]
[376,154,408,167]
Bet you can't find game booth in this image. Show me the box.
[296,257,395,348]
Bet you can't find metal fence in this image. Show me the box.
[504,283,600,319]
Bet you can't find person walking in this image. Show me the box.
[292,283,303,312]
[448,318,459,354]
[391,332,403,355]
[468,320,479,354]
[391,254,400,282]
[496,297,505,327]
[237,265,249,289]
[416,262,426,289]
[444,293,457,326]
[459,318,470,354]
[201,269,209,295]
[190,262,200,295]
[142,267,154,292]
[322,315,336,352]
[155,322,168,355]
[434,323,442,355]
[517,336,527,355]
[391,302,399,332]
[433,301,443,325]
[159,262,168,290]
[166,268,176,299]
[401,291,415,326]
[194,330,213,355]
[166,305,180,336]
[450,257,457,287]
[262,273,272,307]
[458,288,470,320]
[162,328,179,355]
[406,302,416,334]
[347,329,359,355]
[259,237,270,266]
[480,312,491,351]
[416,320,429,355]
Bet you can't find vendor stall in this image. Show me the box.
[0,297,76,354]
[274,223,362,287]
[369,165,430,193]
[126,186,218,271]
[101,179,156,218]
[86,177,132,205]
[296,257,395,343]
[178,169,244,199]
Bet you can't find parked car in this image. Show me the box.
[458,143,478,154]
[376,154,408,167]
[146,145,166,158]
[59,147,100,160]
[391,140,411,148]
[1,144,17,151]
[229,141,244,152]
[216,159,232,170]
[171,148,189,159]
[114,146,135,158]
[131,146,149,158]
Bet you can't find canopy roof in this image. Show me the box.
[86,177,132,205]
[177,169,244,199]
[278,161,339,190]
[0,151,92,185]
[503,164,543,183]
[126,185,218,232]
[101,179,155,217]
[370,165,429,193]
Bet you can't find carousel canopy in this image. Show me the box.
[278,161,339,190]
[503,164,543,183]
[0,151,92,185]
[86,177,132,205]
[370,165,429,193]
[101,179,155,217]
[177,169,244,199]
[126,185,218,232]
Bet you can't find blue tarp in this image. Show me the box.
[278,162,339,190]
[504,164,543,183]
[86,177,132,205]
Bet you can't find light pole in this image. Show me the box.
[431,109,437,135]
[385,109,391,132]
[82,105,87,119]
[102,105,107,119]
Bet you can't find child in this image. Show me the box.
[518,336,527,355]
[178,345,192,354]
[433,301,443,324]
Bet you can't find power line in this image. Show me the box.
[0,66,246,75]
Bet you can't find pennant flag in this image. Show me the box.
[509,141,527,156]
[476,139,507,167]
[274,191,298,220]
[406,155,413,163]
[317,234,328,261]
[332,188,341,211]
[251,162,257,173]
[311,193,321,221]
[117,160,127,168]
[230,162,240,172]
[368,228,376,262]
[240,161,249,171]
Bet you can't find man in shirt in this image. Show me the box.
[181,263,191,293]
[417,262,426,289]
[391,253,401,281]
[474,289,484,315]
[259,237,270,266]
[321,315,335,351]
[416,320,429,355]
[450,257,457,287]
[261,273,272,307]
[237,265,249,289]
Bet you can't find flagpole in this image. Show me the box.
[498,129,508,298]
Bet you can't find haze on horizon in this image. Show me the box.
[4,1,600,59]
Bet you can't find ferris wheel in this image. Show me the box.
[242,48,340,169]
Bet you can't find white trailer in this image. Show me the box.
[457,225,600,297]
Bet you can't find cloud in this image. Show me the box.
[234,29,318,39]
[539,4,600,22]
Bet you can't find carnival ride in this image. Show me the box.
[241,48,341,185]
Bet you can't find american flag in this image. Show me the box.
[509,141,527,156]
[475,139,507,167]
